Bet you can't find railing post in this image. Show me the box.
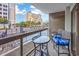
[20,37,23,56]
[40,31,41,36]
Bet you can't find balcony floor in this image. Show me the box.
[28,40,69,56]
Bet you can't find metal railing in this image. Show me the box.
[0,28,48,56]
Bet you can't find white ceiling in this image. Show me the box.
[32,3,73,13]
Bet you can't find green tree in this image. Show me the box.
[0,18,8,23]
[15,21,41,27]
[0,18,8,29]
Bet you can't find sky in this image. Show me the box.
[16,3,49,23]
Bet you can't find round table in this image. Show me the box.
[32,36,50,56]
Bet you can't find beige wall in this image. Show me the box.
[71,4,79,55]
[49,11,65,35]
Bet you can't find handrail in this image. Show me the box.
[0,28,48,45]
[0,28,48,56]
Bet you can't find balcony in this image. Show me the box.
[0,26,70,56]
[1,3,79,56]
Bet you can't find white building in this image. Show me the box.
[26,11,43,26]
[0,3,15,25]
[0,3,8,20]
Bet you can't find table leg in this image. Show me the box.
[34,43,36,56]
[40,44,43,56]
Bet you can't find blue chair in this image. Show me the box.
[52,34,70,56]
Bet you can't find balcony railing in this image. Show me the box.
[0,28,48,56]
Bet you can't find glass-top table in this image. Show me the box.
[33,36,50,44]
[32,36,50,56]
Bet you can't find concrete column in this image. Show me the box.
[48,14,51,36]
[65,6,71,32]
[65,6,72,55]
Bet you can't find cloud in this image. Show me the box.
[15,5,27,15]
[30,5,47,16]
[31,9,41,14]
[30,5,49,22]
[30,5,43,14]
[30,5,36,9]
[31,5,48,22]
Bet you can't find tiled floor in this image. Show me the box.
[28,40,69,56]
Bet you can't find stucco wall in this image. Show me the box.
[49,11,65,35]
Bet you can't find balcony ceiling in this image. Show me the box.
[32,3,73,13]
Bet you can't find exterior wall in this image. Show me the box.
[49,11,65,35]
[8,3,15,25]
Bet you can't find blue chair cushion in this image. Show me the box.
[52,35,69,46]
[57,38,70,46]
[52,34,61,43]
[53,34,61,39]
[53,37,60,44]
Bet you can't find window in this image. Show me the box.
[0,4,2,6]
[0,8,2,10]
[3,9,7,11]
[3,16,7,18]
[3,13,7,15]
[0,12,1,14]
[3,5,7,7]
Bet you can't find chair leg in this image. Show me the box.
[58,45,59,56]
[53,42,56,49]
[68,45,70,56]
[46,43,49,56]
